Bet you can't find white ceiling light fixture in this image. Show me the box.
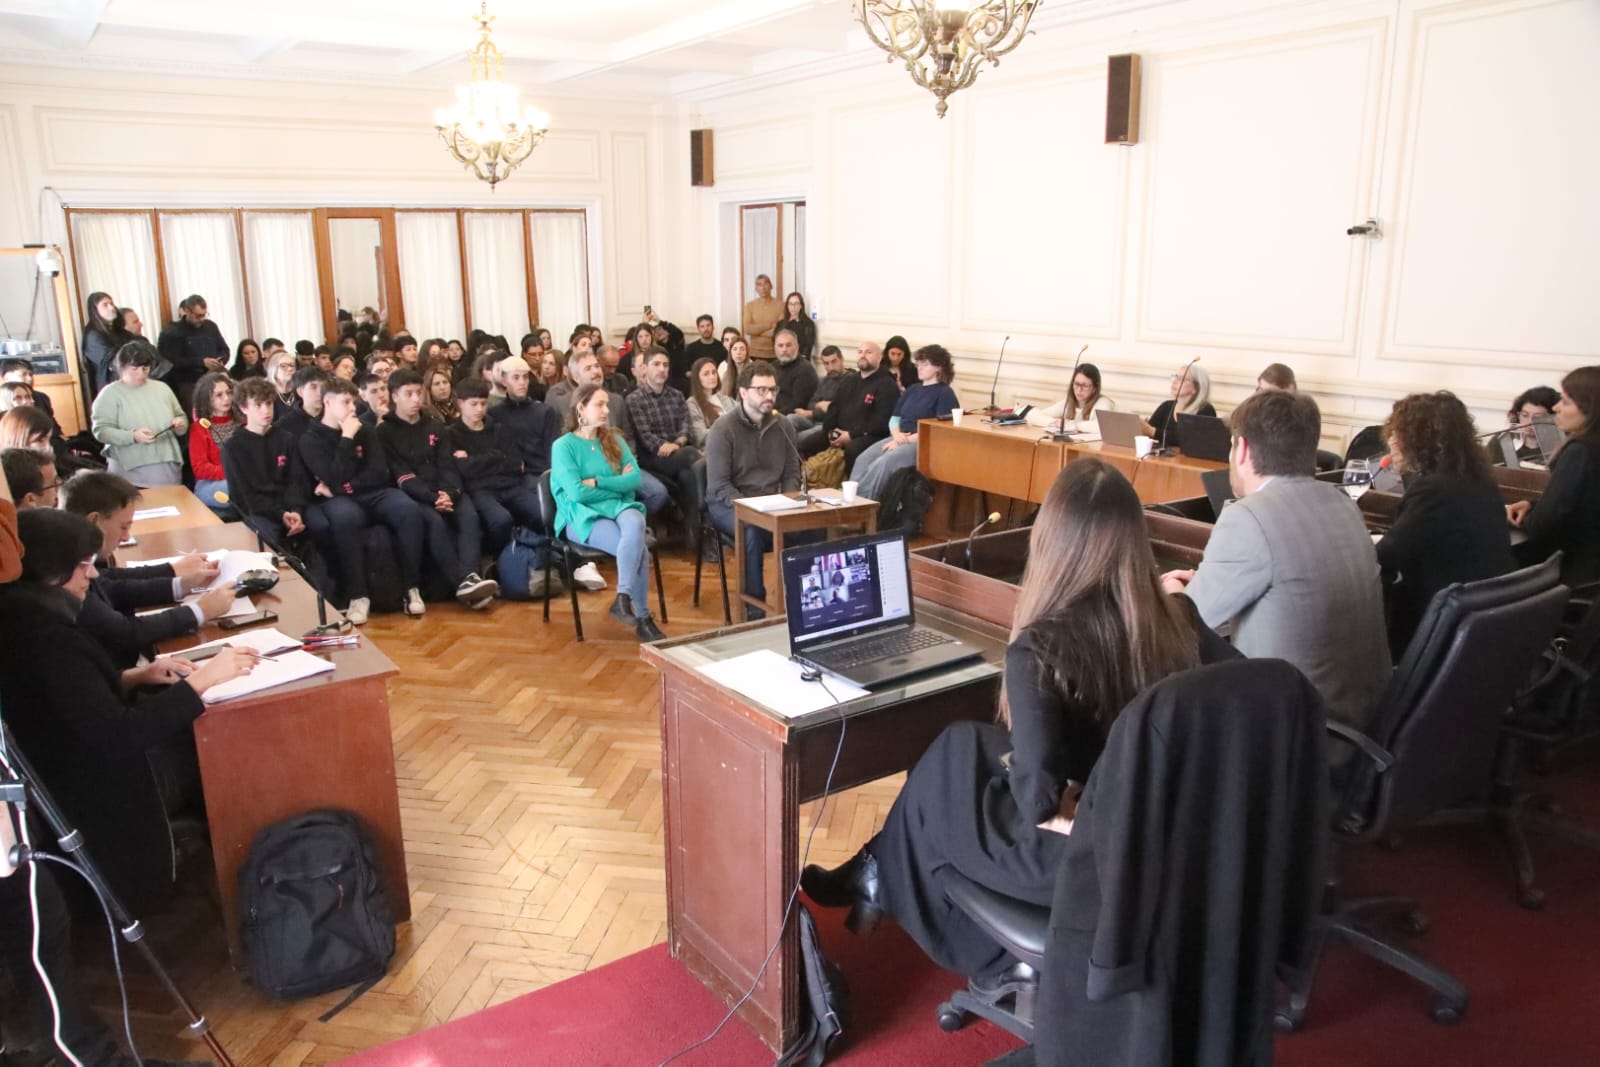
[853,0,1040,118]
[433,2,551,190]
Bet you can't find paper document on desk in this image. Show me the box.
[698,649,867,718]
[134,549,275,591]
[200,651,335,704]
[738,494,808,513]
[135,594,257,619]
[132,505,181,521]
[157,627,302,658]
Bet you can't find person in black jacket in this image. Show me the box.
[59,471,234,669]
[808,340,900,464]
[450,378,543,553]
[80,289,133,392]
[378,369,492,597]
[1510,365,1600,587]
[276,366,328,441]
[1376,392,1515,657]
[298,378,495,622]
[222,377,310,549]
[487,356,563,481]
[801,460,1233,982]
[0,508,258,909]
[778,291,817,360]
[155,294,229,409]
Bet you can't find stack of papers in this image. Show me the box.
[132,505,181,521]
[139,549,276,591]
[698,649,868,718]
[738,494,808,513]
[158,628,336,704]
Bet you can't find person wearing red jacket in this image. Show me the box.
[189,371,237,517]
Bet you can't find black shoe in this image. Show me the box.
[801,849,883,935]
[635,611,665,642]
[968,960,1039,1001]
[609,593,638,626]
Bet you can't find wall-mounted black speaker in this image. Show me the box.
[690,129,714,187]
[1106,54,1142,145]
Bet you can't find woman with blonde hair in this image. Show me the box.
[801,459,1230,982]
[424,361,459,423]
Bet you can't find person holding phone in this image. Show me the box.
[90,341,187,487]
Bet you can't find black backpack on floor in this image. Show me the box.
[875,468,934,537]
[362,526,406,615]
[239,809,395,1003]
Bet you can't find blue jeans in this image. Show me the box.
[637,469,670,514]
[852,438,920,501]
[568,507,650,608]
[194,477,235,518]
[709,500,824,605]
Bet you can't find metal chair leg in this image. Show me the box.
[716,533,731,625]
[564,547,585,642]
[653,553,668,623]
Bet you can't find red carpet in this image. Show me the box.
[347,762,1600,1066]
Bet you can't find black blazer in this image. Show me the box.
[1377,473,1515,658]
[0,584,205,908]
[1515,436,1600,587]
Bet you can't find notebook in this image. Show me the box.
[781,530,981,688]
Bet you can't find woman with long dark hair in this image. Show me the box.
[1027,362,1117,432]
[1377,392,1514,656]
[883,334,915,389]
[549,383,664,642]
[1509,366,1600,584]
[718,336,752,398]
[229,338,266,380]
[779,291,816,360]
[801,459,1230,981]
[80,291,132,391]
[686,356,735,448]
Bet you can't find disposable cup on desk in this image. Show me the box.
[1134,434,1155,459]
[951,408,965,427]
[841,480,859,503]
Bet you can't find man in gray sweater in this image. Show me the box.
[706,361,803,618]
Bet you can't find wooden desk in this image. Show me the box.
[119,501,406,959]
[643,606,1006,1053]
[732,496,877,617]
[130,485,224,534]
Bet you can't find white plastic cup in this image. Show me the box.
[950,407,965,427]
[1133,434,1155,459]
[841,480,859,503]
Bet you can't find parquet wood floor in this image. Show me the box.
[73,553,911,1065]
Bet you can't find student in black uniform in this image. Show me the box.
[449,378,543,554]
[800,458,1232,983]
[1376,391,1514,657]
[276,366,328,441]
[222,376,310,550]
[1509,365,1600,586]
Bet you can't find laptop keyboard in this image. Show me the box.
[815,628,954,670]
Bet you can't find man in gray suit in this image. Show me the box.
[1162,390,1389,732]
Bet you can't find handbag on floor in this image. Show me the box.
[778,902,847,1067]
[804,447,847,490]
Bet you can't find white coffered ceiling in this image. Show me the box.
[0,0,876,97]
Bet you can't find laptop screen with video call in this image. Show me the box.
[783,531,914,649]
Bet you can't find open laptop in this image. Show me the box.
[1095,409,1146,449]
[1178,414,1232,462]
[782,530,982,688]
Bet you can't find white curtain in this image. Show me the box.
[69,213,161,340]
[243,212,323,345]
[528,212,590,341]
[158,212,248,347]
[464,212,528,340]
[741,205,778,301]
[396,212,466,341]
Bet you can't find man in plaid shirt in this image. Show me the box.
[625,346,703,550]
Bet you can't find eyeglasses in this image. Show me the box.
[744,385,778,395]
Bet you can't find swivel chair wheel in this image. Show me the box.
[936,1003,968,1032]
[1400,910,1431,935]
[1431,1000,1465,1025]
[1519,887,1547,911]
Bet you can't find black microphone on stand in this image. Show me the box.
[964,511,1002,572]
[271,538,345,637]
[1157,357,1200,457]
[1049,344,1090,443]
[984,336,1010,414]
[782,420,816,506]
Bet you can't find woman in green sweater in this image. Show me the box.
[551,382,665,642]
[90,340,187,487]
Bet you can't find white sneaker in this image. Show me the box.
[346,597,370,626]
[404,587,426,616]
[572,562,607,591]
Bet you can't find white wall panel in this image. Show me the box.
[1383,0,1600,365]
[826,99,952,328]
[961,71,1127,337]
[1138,27,1381,352]
[608,132,651,317]
[713,118,813,180]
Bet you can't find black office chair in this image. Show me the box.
[934,660,1328,1063]
[535,470,668,642]
[1278,556,1569,1029]
[1433,580,1600,908]
[1315,449,1344,473]
[690,459,735,625]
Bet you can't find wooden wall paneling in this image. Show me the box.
[456,209,473,338]
[523,210,540,329]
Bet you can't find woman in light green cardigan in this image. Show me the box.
[90,340,187,487]
[550,382,665,642]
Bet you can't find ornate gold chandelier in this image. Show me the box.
[854,0,1040,118]
[433,2,550,189]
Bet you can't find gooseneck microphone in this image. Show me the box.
[1050,344,1090,443]
[985,336,1011,414]
[965,511,1003,572]
[780,418,815,506]
[1157,357,1200,457]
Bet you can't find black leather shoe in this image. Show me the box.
[968,960,1039,1002]
[635,611,665,642]
[609,593,637,626]
[801,849,884,935]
